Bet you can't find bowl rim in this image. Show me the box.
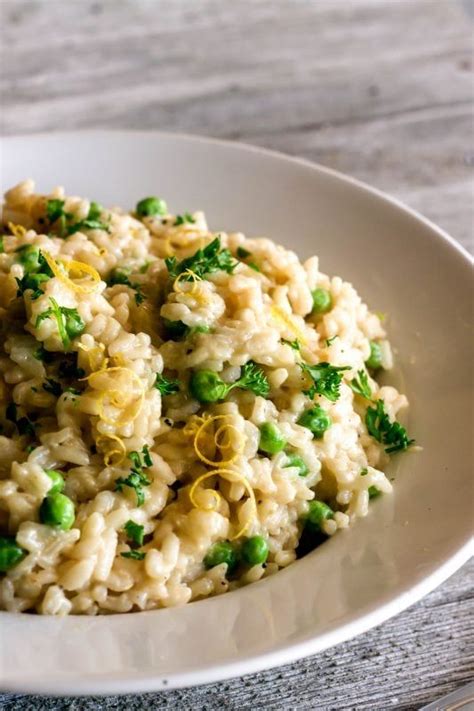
[0,130,472,696]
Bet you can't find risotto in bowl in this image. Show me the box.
[0,179,414,616]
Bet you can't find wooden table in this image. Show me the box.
[1,1,472,708]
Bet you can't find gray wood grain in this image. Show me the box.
[0,0,473,708]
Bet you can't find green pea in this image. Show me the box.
[297,405,332,439]
[306,500,334,530]
[45,469,65,494]
[190,370,228,403]
[64,311,85,340]
[204,541,238,572]
[0,536,26,572]
[311,288,332,314]
[283,453,309,477]
[39,493,75,530]
[241,535,269,565]
[368,485,381,499]
[163,318,189,340]
[258,422,286,455]
[136,196,167,217]
[18,245,41,272]
[366,341,383,370]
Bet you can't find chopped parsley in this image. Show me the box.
[350,370,372,400]
[42,378,62,397]
[365,399,414,453]
[154,373,180,396]
[165,237,237,280]
[108,268,145,306]
[325,335,338,347]
[120,550,146,560]
[6,403,36,437]
[188,324,211,336]
[46,199,68,224]
[115,446,152,506]
[0,236,4,253]
[46,199,108,237]
[58,356,85,380]
[36,297,85,350]
[15,250,53,300]
[300,362,351,402]
[282,338,301,351]
[236,246,252,259]
[174,212,196,226]
[33,345,54,363]
[124,520,145,547]
[190,361,270,403]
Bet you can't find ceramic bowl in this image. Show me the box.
[1,131,472,695]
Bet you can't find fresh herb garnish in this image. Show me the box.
[108,268,145,306]
[190,361,269,403]
[46,199,68,224]
[236,246,252,259]
[42,378,62,397]
[115,446,152,506]
[282,338,301,351]
[365,399,414,453]
[33,345,54,363]
[15,250,53,300]
[58,357,85,380]
[36,297,85,350]
[165,237,237,280]
[325,335,338,347]
[188,324,211,336]
[124,520,145,547]
[350,370,372,400]
[154,373,180,396]
[0,236,4,253]
[174,212,196,226]
[300,362,351,402]
[120,550,146,560]
[6,403,36,437]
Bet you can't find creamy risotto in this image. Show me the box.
[0,181,414,615]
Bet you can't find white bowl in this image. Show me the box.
[1,131,472,696]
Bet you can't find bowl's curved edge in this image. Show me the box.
[3,539,472,696]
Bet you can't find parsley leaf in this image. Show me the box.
[236,246,252,259]
[174,212,196,226]
[120,550,146,560]
[282,338,301,351]
[234,361,270,397]
[15,251,53,300]
[365,400,414,453]
[350,370,372,400]
[108,268,145,306]
[46,199,67,224]
[124,520,144,546]
[115,446,152,506]
[165,237,237,280]
[33,345,54,363]
[154,373,180,396]
[300,362,351,402]
[6,403,36,437]
[35,297,85,350]
[325,335,338,347]
[42,378,62,397]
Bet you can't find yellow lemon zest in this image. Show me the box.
[7,222,27,238]
[270,304,307,345]
[41,251,101,294]
[189,467,256,540]
[193,414,245,467]
[84,366,145,428]
[173,268,209,306]
[96,433,126,466]
[77,342,109,374]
